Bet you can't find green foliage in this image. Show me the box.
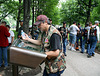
[0,1,19,20]
[36,0,60,25]
[60,0,99,25]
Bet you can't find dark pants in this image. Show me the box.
[76,36,82,48]
[88,36,97,56]
[81,37,90,53]
[43,68,64,76]
[0,46,8,67]
[63,38,67,54]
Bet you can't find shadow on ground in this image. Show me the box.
[0,65,42,76]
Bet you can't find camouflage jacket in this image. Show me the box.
[40,25,66,74]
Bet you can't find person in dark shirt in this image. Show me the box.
[22,15,66,76]
[76,23,83,50]
[17,20,23,38]
[59,22,68,56]
[0,21,10,68]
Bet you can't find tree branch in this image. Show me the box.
[80,0,88,6]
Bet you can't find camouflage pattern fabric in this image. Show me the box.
[41,25,66,74]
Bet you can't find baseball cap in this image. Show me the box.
[95,21,99,24]
[34,15,48,26]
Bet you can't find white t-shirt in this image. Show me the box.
[69,24,79,35]
[8,30,14,43]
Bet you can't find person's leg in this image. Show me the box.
[87,43,90,54]
[80,36,83,48]
[81,38,86,53]
[2,46,8,67]
[0,47,3,66]
[71,35,76,51]
[69,34,72,50]
[63,38,67,56]
[91,37,97,55]
[76,36,79,50]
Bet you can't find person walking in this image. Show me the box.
[76,23,83,50]
[6,25,14,46]
[68,22,80,51]
[81,22,90,53]
[22,15,66,76]
[0,21,10,67]
[59,22,68,56]
[87,21,99,58]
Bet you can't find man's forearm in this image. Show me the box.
[28,38,42,45]
[45,50,60,59]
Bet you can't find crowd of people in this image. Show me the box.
[60,21,99,58]
[0,14,99,76]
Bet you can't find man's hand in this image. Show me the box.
[21,33,29,41]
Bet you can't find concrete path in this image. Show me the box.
[0,46,100,76]
[62,47,100,76]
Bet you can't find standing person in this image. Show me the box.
[22,15,66,76]
[87,21,99,58]
[68,22,80,51]
[0,21,10,67]
[17,20,23,38]
[59,22,68,56]
[76,23,83,50]
[81,22,90,53]
[6,25,14,46]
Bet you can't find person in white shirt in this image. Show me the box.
[68,22,80,51]
[6,25,14,46]
[87,21,99,58]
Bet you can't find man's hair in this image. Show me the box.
[73,21,76,24]
[19,20,23,22]
[78,23,80,25]
[49,18,52,21]
[63,22,66,25]
[1,21,7,25]
[6,25,10,28]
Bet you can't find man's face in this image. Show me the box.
[7,27,10,31]
[63,24,66,27]
[1,23,6,26]
[38,22,45,32]
[20,22,23,26]
[97,23,99,26]
[89,23,92,26]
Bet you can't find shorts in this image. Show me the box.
[69,33,76,44]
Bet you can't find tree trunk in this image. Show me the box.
[86,0,91,24]
[16,0,21,32]
[23,0,31,34]
[32,0,35,39]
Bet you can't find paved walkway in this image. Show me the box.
[0,46,100,76]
